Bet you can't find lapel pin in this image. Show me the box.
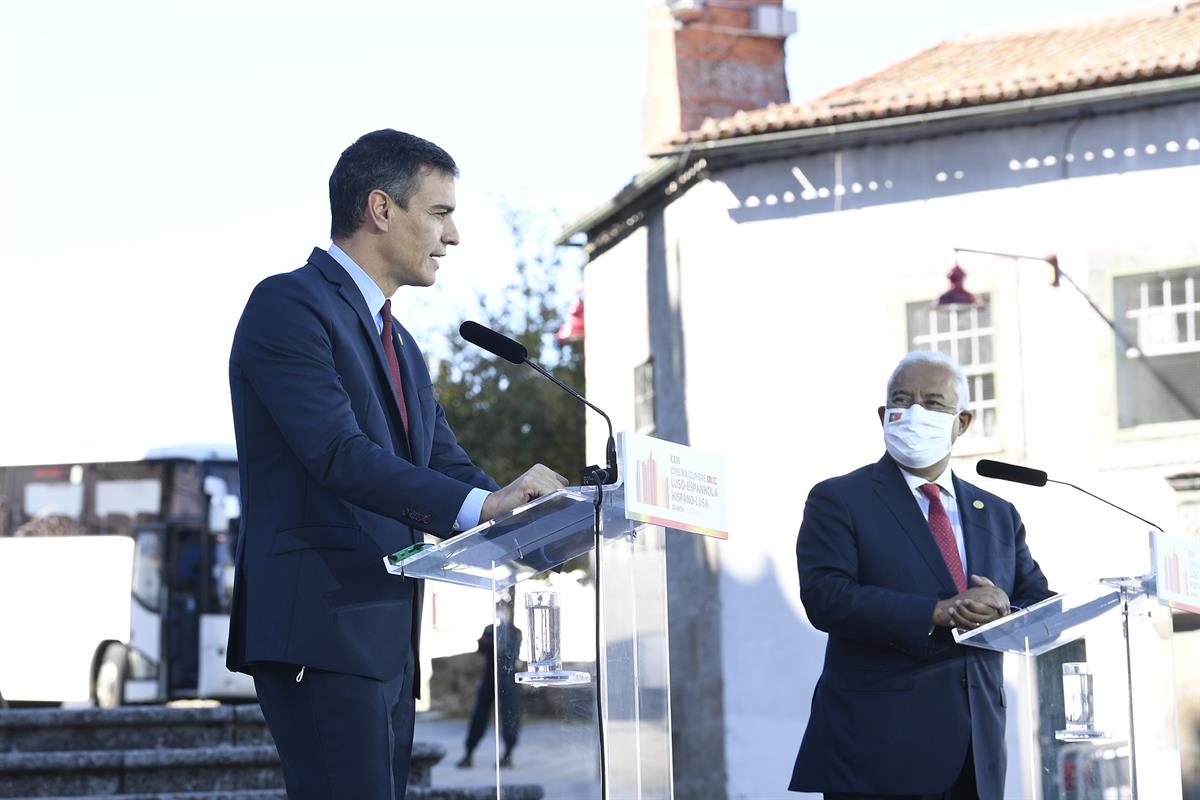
[972,500,985,510]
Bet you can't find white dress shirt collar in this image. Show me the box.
[899,463,956,498]
[328,242,387,334]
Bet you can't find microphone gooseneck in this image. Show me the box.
[458,321,619,485]
[975,458,1162,532]
[461,319,614,794]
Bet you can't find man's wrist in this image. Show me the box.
[455,488,491,530]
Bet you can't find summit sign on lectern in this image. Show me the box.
[620,432,728,540]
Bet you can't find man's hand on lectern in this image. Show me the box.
[480,465,569,522]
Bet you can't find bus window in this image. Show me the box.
[17,482,84,537]
[95,479,161,539]
[167,525,202,691]
[132,530,162,612]
[23,482,83,519]
[208,529,236,613]
[96,480,160,517]
[168,461,203,519]
[202,464,240,614]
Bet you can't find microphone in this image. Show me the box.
[975,459,1161,532]
[459,321,618,486]
[460,320,527,365]
[975,459,1047,487]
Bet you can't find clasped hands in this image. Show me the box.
[932,575,1010,631]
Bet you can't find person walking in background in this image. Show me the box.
[226,129,566,800]
[458,597,523,769]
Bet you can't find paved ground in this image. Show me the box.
[417,711,602,799]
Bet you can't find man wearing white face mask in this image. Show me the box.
[789,351,1052,800]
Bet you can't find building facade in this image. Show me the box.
[563,3,1200,797]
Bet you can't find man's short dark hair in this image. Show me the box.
[328,129,459,239]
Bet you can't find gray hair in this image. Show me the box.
[887,351,971,411]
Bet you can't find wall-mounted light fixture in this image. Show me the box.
[934,263,983,311]
[938,248,1199,420]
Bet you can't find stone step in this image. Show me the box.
[0,705,269,753]
[0,706,541,799]
[0,742,451,798]
[35,793,286,800]
[0,745,280,798]
[30,787,542,800]
[412,788,544,800]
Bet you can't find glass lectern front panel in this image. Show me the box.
[389,484,674,800]
[955,580,1180,799]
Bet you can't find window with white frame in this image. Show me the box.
[634,359,655,434]
[906,295,997,439]
[1113,267,1200,427]
[1121,268,1200,356]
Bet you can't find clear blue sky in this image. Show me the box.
[0,0,1168,464]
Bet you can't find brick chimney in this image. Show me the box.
[643,0,794,155]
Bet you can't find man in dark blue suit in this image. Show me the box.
[227,129,566,799]
[790,351,1052,800]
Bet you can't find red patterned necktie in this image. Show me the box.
[920,483,966,592]
[379,299,410,435]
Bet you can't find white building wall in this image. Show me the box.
[583,100,1200,799]
[583,226,651,465]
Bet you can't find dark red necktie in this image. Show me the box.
[920,483,967,592]
[379,299,410,435]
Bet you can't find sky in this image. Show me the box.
[0,0,1171,465]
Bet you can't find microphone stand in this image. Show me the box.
[1044,478,1163,532]
[459,322,616,793]
[522,359,619,486]
[587,466,609,799]
[978,460,1164,799]
[519,357,615,794]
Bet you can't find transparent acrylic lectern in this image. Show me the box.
[954,571,1180,799]
[385,482,673,800]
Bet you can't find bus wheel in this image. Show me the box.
[95,644,127,709]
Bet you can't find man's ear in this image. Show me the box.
[955,409,974,438]
[877,406,886,427]
[365,189,392,232]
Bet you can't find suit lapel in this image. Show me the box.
[309,249,412,458]
[871,455,959,595]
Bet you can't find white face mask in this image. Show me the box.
[883,404,958,469]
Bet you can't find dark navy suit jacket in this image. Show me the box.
[790,454,1051,800]
[226,247,498,686]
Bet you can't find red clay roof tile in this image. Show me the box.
[675,3,1200,144]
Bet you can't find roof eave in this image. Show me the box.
[554,156,682,246]
[558,75,1200,248]
[651,74,1200,161]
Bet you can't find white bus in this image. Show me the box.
[0,446,254,706]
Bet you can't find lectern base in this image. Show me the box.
[515,670,591,686]
[1055,729,1109,741]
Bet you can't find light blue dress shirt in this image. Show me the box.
[327,242,489,530]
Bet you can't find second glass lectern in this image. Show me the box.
[385,481,673,800]
[954,569,1180,799]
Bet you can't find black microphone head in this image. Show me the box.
[976,459,1048,487]
[459,321,528,365]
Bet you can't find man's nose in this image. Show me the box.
[443,217,460,246]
